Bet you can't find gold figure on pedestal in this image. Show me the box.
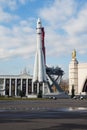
[72,49,76,59]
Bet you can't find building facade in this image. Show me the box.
[0,69,49,97]
[0,71,32,96]
[69,50,87,95]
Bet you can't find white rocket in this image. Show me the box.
[33,18,47,83]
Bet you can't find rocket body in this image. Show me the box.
[33,18,47,83]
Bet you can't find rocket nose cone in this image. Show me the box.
[37,18,41,22]
[37,18,42,28]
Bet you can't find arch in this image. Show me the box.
[82,78,87,92]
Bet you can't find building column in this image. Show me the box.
[15,79,17,96]
[42,83,45,95]
[37,83,39,94]
[9,78,11,96]
[3,78,5,95]
[26,79,28,96]
[21,79,22,91]
[32,81,34,94]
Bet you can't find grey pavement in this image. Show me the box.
[0,99,87,130]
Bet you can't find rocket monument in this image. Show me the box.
[33,18,47,83]
[32,18,67,98]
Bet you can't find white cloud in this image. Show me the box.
[38,0,87,58]
[63,5,87,36]
[0,0,37,60]
[19,0,35,4]
[0,8,19,23]
[39,0,75,28]
[0,20,36,60]
[0,0,87,64]
[0,0,17,10]
[0,0,36,10]
[19,0,27,4]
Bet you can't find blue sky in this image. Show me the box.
[0,0,87,79]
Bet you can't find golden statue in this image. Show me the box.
[72,49,76,59]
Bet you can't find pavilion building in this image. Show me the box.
[69,49,87,95]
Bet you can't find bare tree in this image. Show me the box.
[60,79,69,93]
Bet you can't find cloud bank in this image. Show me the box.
[0,0,87,77]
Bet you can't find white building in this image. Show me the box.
[69,49,87,95]
[0,69,47,97]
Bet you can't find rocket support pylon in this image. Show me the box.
[33,18,47,83]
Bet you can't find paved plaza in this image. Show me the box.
[0,99,87,130]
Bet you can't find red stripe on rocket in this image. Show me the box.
[41,27,46,64]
